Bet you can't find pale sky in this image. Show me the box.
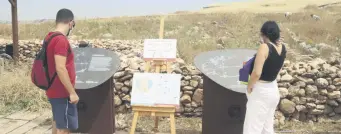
[0,0,243,21]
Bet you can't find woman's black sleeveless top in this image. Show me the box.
[250,43,286,82]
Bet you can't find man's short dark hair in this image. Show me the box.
[56,8,74,24]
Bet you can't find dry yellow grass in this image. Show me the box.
[0,63,49,114]
[1,4,340,62]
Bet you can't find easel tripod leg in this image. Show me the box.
[153,117,159,132]
[170,114,176,134]
[130,111,139,134]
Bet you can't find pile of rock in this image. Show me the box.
[2,39,341,125]
[275,57,341,125]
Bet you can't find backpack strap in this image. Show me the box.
[43,32,64,89]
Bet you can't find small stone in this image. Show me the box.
[182,86,195,91]
[294,81,306,88]
[181,80,189,87]
[121,86,130,94]
[316,78,329,88]
[183,91,193,95]
[279,88,288,98]
[115,82,124,90]
[190,69,201,75]
[124,80,132,87]
[274,111,285,125]
[298,89,306,96]
[328,91,341,99]
[180,94,191,104]
[328,85,337,92]
[309,109,324,115]
[191,75,202,81]
[306,103,317,109]
[281,74,293,82]
[120,74,133,81]
[327,66,338,73]
[296,105,307,112]
[302,73,315,79]
[191,102,198,108]
[336,98,341,103]
[278,83,291,88]
[296,76,314,85]
[279,99,296,114]
[324,105,333,114]
[328,112,336,117]
[337,71,341,78]
[319,89,328,96]
[316,105,325,110]
[288,85,300,97]
[114,95,122,106]
[333,78,341,86]
[327,100,339,107]
[122,95,131,101]
[306,97,316,102]
[190,80,199,88]
[291,97,300,104]
[184,76,191,80]
[114,71,125,78]
[305,85,318,96]
[334,105,341,114]
[192,89,203,104]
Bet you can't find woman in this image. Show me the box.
[243,21,286,134]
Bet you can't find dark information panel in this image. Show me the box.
[194,49,256,93]
[74,48,120,89]
[72,47,119,134]
[194,49,256,134]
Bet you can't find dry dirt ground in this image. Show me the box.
[1,110,341,134]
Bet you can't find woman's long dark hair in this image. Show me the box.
[261,21,280,45]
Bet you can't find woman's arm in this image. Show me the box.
[247,43,269,93]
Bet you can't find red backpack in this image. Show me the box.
[31,32,64,90]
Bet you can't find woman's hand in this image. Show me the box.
[247,84,253,94]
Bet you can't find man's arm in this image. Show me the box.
[55,55,76,95]
[54,39,76,96]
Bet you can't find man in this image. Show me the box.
[45,8,79,134]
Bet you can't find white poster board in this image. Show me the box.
[131,73,181,106]
[143,39,177,60]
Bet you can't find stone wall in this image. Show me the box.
[1,39,341,126]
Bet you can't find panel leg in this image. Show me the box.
[153,117,159,132]
[170,113,176,134]
[129,111,139,134]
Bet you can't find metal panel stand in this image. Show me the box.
[202,75,247,134]
[72,77,115,134]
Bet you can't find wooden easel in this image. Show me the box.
[129,16,176,134]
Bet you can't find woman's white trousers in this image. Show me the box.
[243,81,280,134]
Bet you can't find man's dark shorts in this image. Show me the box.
[49,97,78,130]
